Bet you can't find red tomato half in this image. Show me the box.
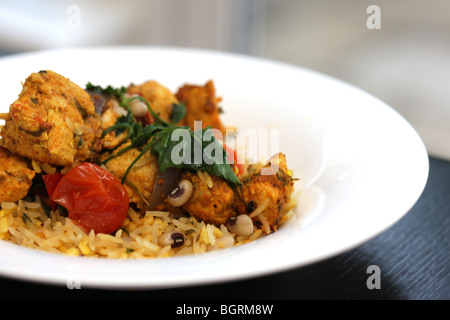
[49,162,129,234]
[42,173,63,210]
[225,144,244,175]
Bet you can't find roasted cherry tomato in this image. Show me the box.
[48,162,129,234]
[140,110,153,127]
[224,144,244,175]
[42,173,63,210]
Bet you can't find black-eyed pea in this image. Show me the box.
[227,214,253,237]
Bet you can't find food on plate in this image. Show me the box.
[127,80,178,125]
[173,170,236,226]
[235,153,295,233]
[175,80,226,135]
[0,71,102,172]
[0,70,298,258]
[0,147,35,203]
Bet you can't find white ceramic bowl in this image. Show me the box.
[0,47,428,289]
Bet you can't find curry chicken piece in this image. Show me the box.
[235,153,295,233]
[175,80,226,135]
[0,147,35,203]
[98,98,129,150]
[127,80,179,124]
[99,142,159,210]
[0,70,102,172]
[174,171,236,226]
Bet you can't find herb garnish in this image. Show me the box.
[85,82,127,100]
[89,83,241,187]
[148,125,241,186]
[169,101,186,124]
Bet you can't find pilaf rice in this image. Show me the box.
[0,195,297,259]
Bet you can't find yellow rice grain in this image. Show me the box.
[206,224,216,246]
[220,224,231,236]
[78,235,90,255]
[114,229,123,238]
[203,171,214,188]
[8,227,22,242]
[43,226,62,238]
[178,216,190,224]
[147,211,170,218]
[97,233,124,244]
[23,201,42,209]
[17,200,24,217]
[137,237,160,252]
[1,202,16,210]
[257,214,271,234]
[151,223,159,245]
[23,209,41,219]
[126,221,138,232]
[172,219,194,231]
[279,209,295,226]
[248,229,263,241]
[0,190,298,259]
[41,237,62,248]
[31,160,42,174]
[213,225,223,238]
[65,247,80,256]
[23,228,41,244]
[142,214,155,225]
[40,162,57,175]
[197,171,207,186]
[158,245,172,257]
[175,246,192,256]
[88,229,96,251]
[249,198,269,218]
[0,216,9,233]
[128,208,141,224]
[199,226,209,245]
[75,122,93,134]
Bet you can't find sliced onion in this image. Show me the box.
[87,91,106,114]
[144,167,182,211]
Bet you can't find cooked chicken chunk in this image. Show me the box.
[127,80,179,124]
[0,147,35,203]
[176,171,236,226]
[234,153,295,233]
[0,70,102,171]
[99,142,159,210]
[175,80,226,135]
[98,98,129,150]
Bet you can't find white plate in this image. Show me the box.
[0,47,428,289]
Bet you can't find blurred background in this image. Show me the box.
[0,0,449,160]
